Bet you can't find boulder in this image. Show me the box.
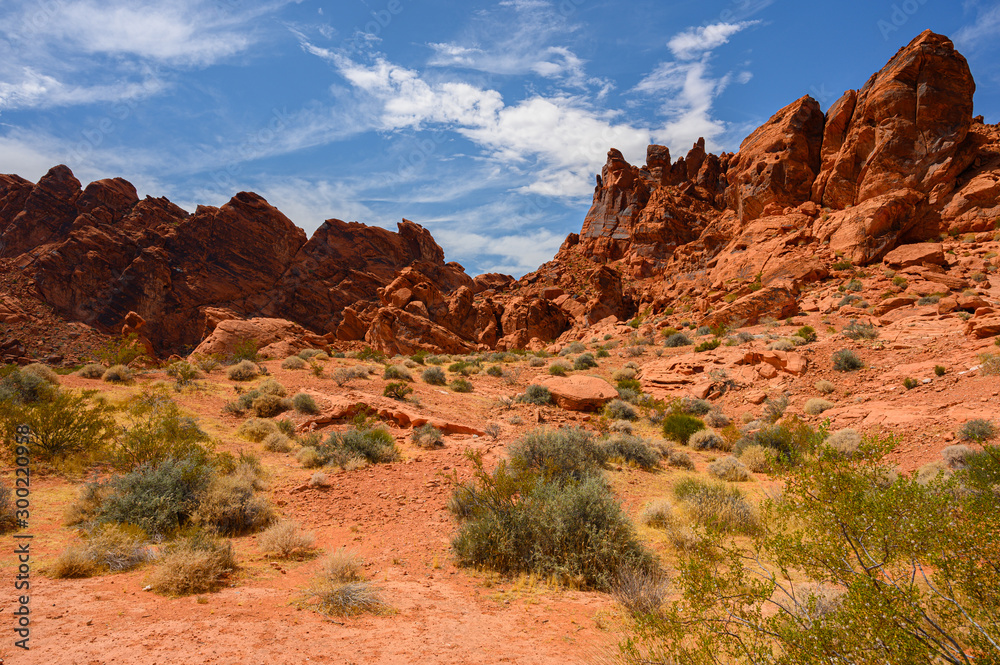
[191,318,326,359]
[539,375,618,412]
[882,243,945,268]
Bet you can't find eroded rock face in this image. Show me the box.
[812,30,976,209]
[192,318,328,359]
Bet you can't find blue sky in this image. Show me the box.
[1,0,998,276]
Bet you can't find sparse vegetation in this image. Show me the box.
[258,520,316,558]
[226,361,259,382]
[804,398,834,415]
[662,413,705,444]
[411,423,444,449]
[519,384,552,405]
[959,418,996,443]
[832,348,864,371]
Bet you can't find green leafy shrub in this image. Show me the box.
[226,360,259,381]
[292,392,319,414]
[795,325,817,342]
[421,366,447,384]
[740,418,821,466]
[519,384,552,405]
[1,392,116,466]
[934,365,946,376]
[902,377,919,390]
[662,413,705,444]
[411,423,444,449]
[110,393,212,471]
[166,361,202,387]
[383,381,413,400]
[450,378,473,393]
[448,361,477,376]
[548,361,570,376]
[600,435,661,470]
[832,348,864,371]
[95,333,149,367]
[314,427,399,468]
[229,338,259,363]
[695,339,721,352]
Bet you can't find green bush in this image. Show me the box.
[450,378,473,393]
[411,423,444,449]
[110,393,212,471]
[237,418,280,443]
[902,377,919,390]
[226,360,259,381]
[314,427,399,468]
[600,435,661,470]
[519,384,552,405]
[486,365,504,377]
[934,365,946,377]
[695,339,721,352]
[451,452,654,591]
[508,428,607,482]
[573,353,598,370]
[383,364,411,381]
[664,333,692,348]
[548,362,569,376]
[229,338,259,363]
[448,361,477,376]
[383,381,413,400]
[604,399,638,421]
[740,418,821,466]
[661,413,705,444]
[1,392,116,466]
[421,366,447,385]
[795,325,817,342]
[292,392,319,414]
[833,348,864,371]
[95,333,149,367]
[959,419,996,443]
[166,361,202,387]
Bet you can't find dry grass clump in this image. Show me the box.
[237,417,280,443]
[674,478,758,534]
[707,456,751,482]
[825,428,862,457]
[639,499,676,529]
[281,356,307,370]
[251,393,290,418]
[78,363,108,379]
[297,447,322,468]
[612,367,637,382]
[226,360,259,381]
[665,448,694,470]
[804,398,835,416]
[941,444,973,469]
[612,566,669,617]
[815,380,836,395]
[767,339,795,352]
[689,429,727,451]
[22,362,60,384]
[0,483,18,533]
[308,471,329,487]
[258,378,287,396]
[194,473,274,536]
[258,520,316,558]
[262,432,292,453]
[411,423,444,449]
[916,461,951,485]
[102,364,134,383]
[739,445,777,473]
[305,549,387,616]
[705,409,730,428]
[49,524,152,578]
[148,532,237,596]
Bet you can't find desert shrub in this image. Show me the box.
[605,399,638,421]
[673,478,758,534]
[832,349,864,371]
[742,418,822,466]
[918,295,941,306]
[166,361,202,387]
[695,339,721,352]
[640,500,676,529]
[95,333,149,367]
[411,423,443,449]
[102,364,134,383]
[194,472,274,536]
[980,352,1000,376]
[0,483,17,533]
[383,381,413,400]
[448,361,477,376]
[763,394,789,422]
[22,362,59,384]
[149,531,237,596]
[739,445,776,473]
[97,456,214,536]
[251,393,290,418]
[574,353,598,370]
[705,409,730,428]
[824,428,862,458]
[450,378,473,393]
[689,429,727,451]
[844,278,863,292]
[767,339,795,352]
[600,435,661,470]
[843,320,879,340]
[228,338,259,363]
[306,550,385,616]
[298,348,326,361]
[226,360,259,381]
[617,378,642,393]
[662,413,705,444]
[296,447,322,468]
[528,356,546,367]
[519,384,552,405]
[78,363,108,379]
[49,523,152,578]
[902,377,919,390]
[486,364,504,377]
[308,471,329,487]
[959,418,996,442]
[815,380,836,394]
[314,427,399,468]
[262,433,292,453]
[110,393,212,471]
[383,364,411,381]
[680,397,712,415]
[804,398,835,415]
[610,420,634,434]
[613,566,670,617]
[941,444,973,470]
[795,325,817,342]
[257,378,286,396]
[507,428,607,481]
[237,418,280,443]
[281,355,307,370]
[560,341,586,356]
[548,361,570,376]
[292,392,319,414]
[665,448,694,470]
[451,452,654,590]
[664,333,692,348]
[707,456,751,482]
[1,391,116,466]
[934,365,946,376]
[612,369,636,384]
[421,366,447,384]
[258,520,316,558]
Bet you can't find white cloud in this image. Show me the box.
[667,21,761,61]
[954,3,1000,51]
[0,67,165,110]
[435,226,565,276]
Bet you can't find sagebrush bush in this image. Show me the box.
[292,392,319,414]
[421,366,447,385]
[296,446,322,468]
[195,472,274,536]
[739,444,776,472]
[673,478,758,534]
[298,349,326,361]
[237,417,280,443]
[612,566,670,617]
[979,352,1000,376]
[226,360,259,381]
[665,448,695,470]
[763,394,789,422]
[680,397,712,415]
[78,363,108,379]
[548,361,570,376]
[508,428,607,481]
[314,427,399,468]
[450,378,473,393]
[573,353,598,370]
[600,435,661,470]
[281,355,307,370]
[664,333,692,347]
[518,384,552,405]
[959,418,996,442]
[529,356,546,367]
[50,523,153,578]
[640,500,676,529]
[832,349,863,372]
[662,413,705,444]
[149,532,237,596]
[560,341,586,356]
[102,364,134,383]
[22,362,59,384]
[383,364,411,381]
[258,520,316,558]
[705,409,730,428]
[804,398,835,415]
[815,380,836,394]
[843,321,879,340]
[825,428,862,457]
[263,433,292,453]
[941,444,973,470]
[605,399,638,421]
[251,393,290,418]
[767,339,795,352]
[707,456,751,482]
[411,423,444,449]
[689,429,727,451]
